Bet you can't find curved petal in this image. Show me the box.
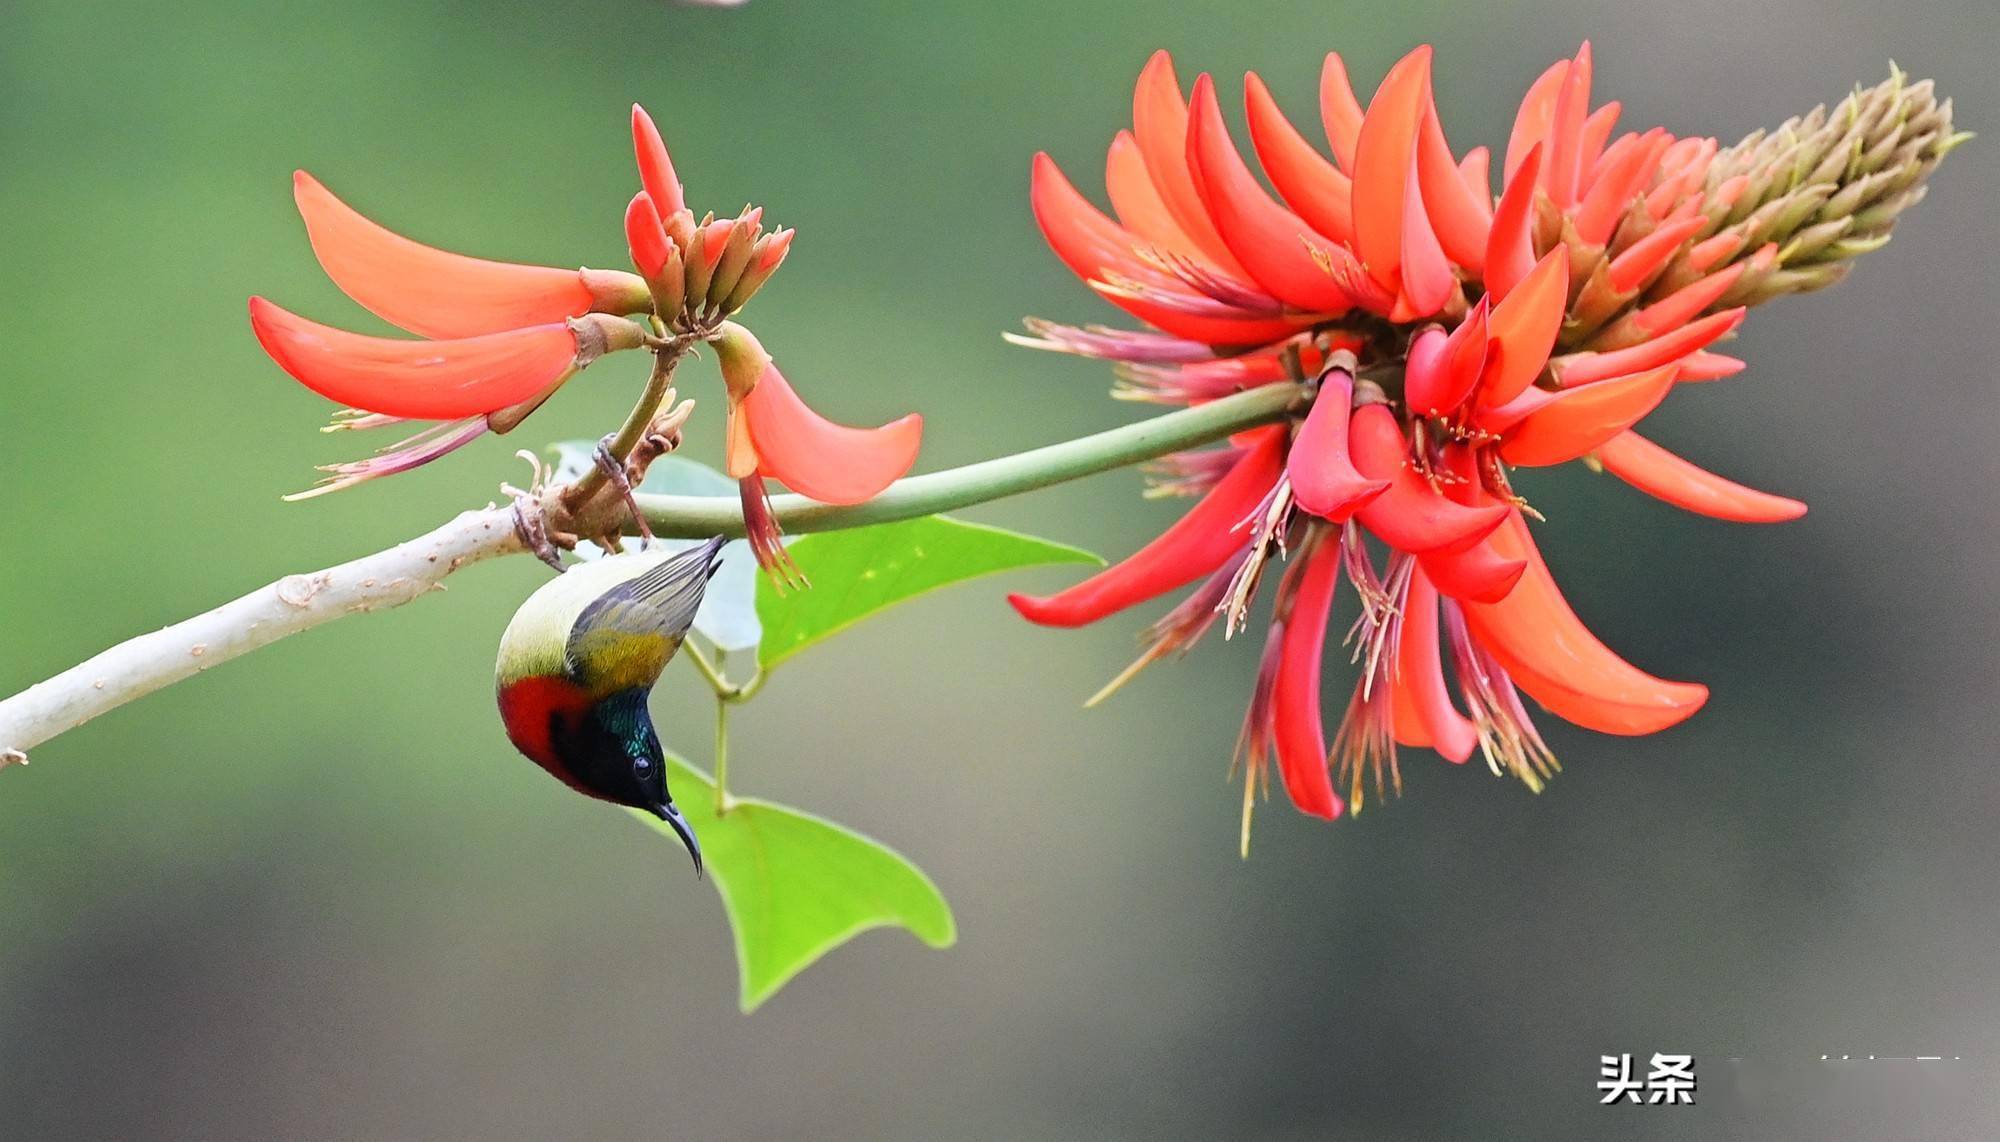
[1318,52,1366,172]
[1395,152,1455,319]
[1349,404,1508,554]
[1009,428,1284,627]
[1483,144,1544,300]
[631,104,686,216]
[1287,370,1387,519]
[1243,71,1354,246]
[1458,146,1491,201]
[1105,130,1204,258]
[1542,43,1593,208]
[743,364,922,506]
[1464,513,1709,735]
[1420,539,1527,604]
[1596,431,1807,523]
[624,191,672,279]
[1553,307,1744,387]
[1498,363,1677,467]
[1574,128,1668,247]
[1186,76,1351,313]
[1478,249,1569,406]
[1436,296,1491,414]
[1272,544,1344,818]
[248,297,579,420]
[292,171,599,340]
[1132,51,1247,275]
[1606,215,1706,293]
[1029,153,1303,345]
[1350,46,1433,294]
[1416,106,1492,272]
[1398,567,1479,762]
[1578,100,1621,178]
[1605,261,1746,347]
[1402,325,1453,416]
[1504,60,1569,183]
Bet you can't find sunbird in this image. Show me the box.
[495,537,725,874]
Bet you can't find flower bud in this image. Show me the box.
[704,207,763,312]
[720,228,793,313]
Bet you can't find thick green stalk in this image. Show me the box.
[636,381,1308,538]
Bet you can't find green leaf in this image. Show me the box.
[755,514,1100,670]
[551,444,763,653]
[632,755,956,1012]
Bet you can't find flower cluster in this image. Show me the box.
[1010,46,1959,844]
[248,105,922,577]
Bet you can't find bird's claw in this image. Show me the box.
[505,451,577,573]
[593,434,656,549]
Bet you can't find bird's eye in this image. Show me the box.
[632,756,654,780]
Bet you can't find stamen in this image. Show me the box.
[1086,548,1248,708]
[1441,600,1560,790]
[1219,475,1297,637]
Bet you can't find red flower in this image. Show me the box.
[712,322,924,587]
[250,103,911,520]
[1006,44,1882,846]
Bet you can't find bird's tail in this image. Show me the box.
[629,536,728,637]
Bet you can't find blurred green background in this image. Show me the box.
[1,1,1995,1138]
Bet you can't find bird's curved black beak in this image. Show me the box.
[652,800,704,879]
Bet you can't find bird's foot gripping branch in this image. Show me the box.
[0,44,1961,1011]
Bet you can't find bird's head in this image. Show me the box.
[554,687,704,876]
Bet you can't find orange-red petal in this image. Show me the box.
[1350,46,1433,293]
[742,363,922,506]
[1395,153,1455,319]
[1478,249,1569,406]
[1009,428,1285,626]
[292,171,596,340]
[1596,431,1807,523]
[1271,546,1343,818]
[1132,52,1248,275]
[631,104,686,217]
[1349,404,1508,553]
[1625,261,1748,340]
[1288,370,1388,520]
[1318,52,1366,171]
[249,297,579,420]
[1419,535,1527,604]
[1029,153,1302,345]
[1243,71,1355,246]
[624,192,672,279]
[1573,128,1667,247]
[1416,106,1492,272]
[1483,144,1544,300]
[1105,130,1203,256]
[1186,76,1351,313]
[1542,43,1593,208]
[1465,513,1708,734]
[1505,61,1568,182]
[1497,363,1677,467]
[1398,567,1479,762]
[1606,215,1706,293]
[1554,307,1744,387]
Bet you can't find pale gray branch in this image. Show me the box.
[0,507,525,766]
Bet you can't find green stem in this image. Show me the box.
[564,341,687,509]
[712,691,732,815]
[634,381,1307,538]
[682,639,732,697]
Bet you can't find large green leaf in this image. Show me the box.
[755,515,1100,670]
[632,755,956,1012]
